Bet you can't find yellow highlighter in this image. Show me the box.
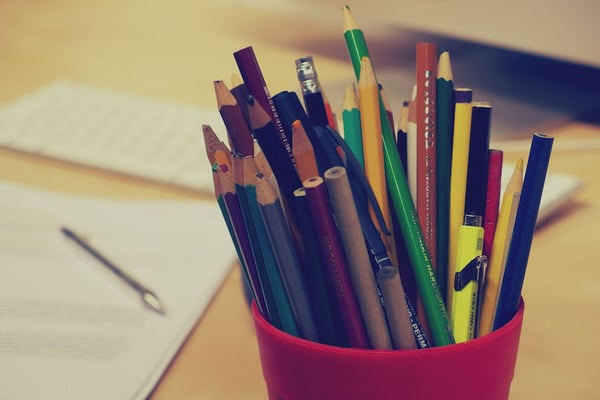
[450,214,486,342]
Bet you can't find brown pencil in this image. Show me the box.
[214,80,254,157]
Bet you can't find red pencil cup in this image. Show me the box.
[252,300,524,400]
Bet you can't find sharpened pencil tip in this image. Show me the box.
[143,291,166,315]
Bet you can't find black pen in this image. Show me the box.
[61,226,166,315]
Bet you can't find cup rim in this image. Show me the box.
[252,298,525,355]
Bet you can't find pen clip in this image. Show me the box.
[454,255,487,291]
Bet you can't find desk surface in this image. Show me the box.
[1,1,599,399]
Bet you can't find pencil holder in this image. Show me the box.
[252,299,524,400]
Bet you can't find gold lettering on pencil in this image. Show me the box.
[323,236,345,296]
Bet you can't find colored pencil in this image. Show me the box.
[392,99,418,310]
[230,73,251,129]
[448,88,473,309]
[483,149,504,259]
[379,84,395,132]
[215,165,271,319]
[342,4,454,346]
[449,102,492,340]
[407,86,418,206]
[234,46,291,157]
[376,265,418,349]
[479,158,523,336]
[291,119,320,182]
[272,90,331,174]
[246,95,302,203]
[202,123,232,168]
[256,173,320,342]
[358,56,389,237]
[239,155,299,337]
[324,166,394,350]
[416,41,438,272]
[396,100,410,171]
[303,175,370,348]
[464,102,492,219]
[214,80,254,157]
[342,83,363,168]
[292,187,344,346]
[435,49,455,301]
[321,90,338,130]
[493,133,553,330]
[254,149,281,200]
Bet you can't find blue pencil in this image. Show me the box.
[493,133,554,330]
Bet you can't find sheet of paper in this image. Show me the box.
[0,181,237,400]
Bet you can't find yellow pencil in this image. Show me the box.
[478,158,523,336]
[447,88,473,310]
[358,56,389,236]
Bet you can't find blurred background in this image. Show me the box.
[2,0,599,141]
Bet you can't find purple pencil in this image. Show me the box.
[233,46,291,157]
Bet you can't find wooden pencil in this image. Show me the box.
[246,94,302,204]
[342,83,363,168]
[215,166,270,319]
[407,86,418,206]
[291,119,320,182]
[343,5,454,346]
[202,123,231,166]
[448,88,473,309]
[254,149,281,200]
[234,46,291,157]
[494,134,553,330]
[483,149,504,259]
[435,49,455,301]
[303,175,370,348]
[358,56,390,239]
[239,155,299,337]
[230,73,251,128]
[256,172,319,342]
[376,266,418,349]
[415,41,438,272]
[214,80,254,157]
[324,166,393,350]
[479,158,522,336]
[292,187,343,346]
[379,84,395,133]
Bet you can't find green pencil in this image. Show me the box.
[435,49,455,303]
[342,5,454,346]
[342,83,364,168]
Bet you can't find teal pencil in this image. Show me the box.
[235,156,300,337]
[435,49,455,302]
[342,5,454,346]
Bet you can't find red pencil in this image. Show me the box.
[302,176,370,349]
[415,42,438,271]
[483,149,503,258]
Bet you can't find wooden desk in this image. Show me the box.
[1,1,599,398]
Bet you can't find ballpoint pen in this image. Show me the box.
[61,226,166,315]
